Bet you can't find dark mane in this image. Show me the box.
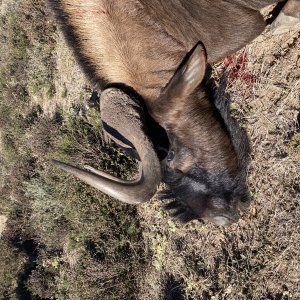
[203,68,251,168]
[210,73,251,167]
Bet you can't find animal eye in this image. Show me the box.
[167,150,175,161]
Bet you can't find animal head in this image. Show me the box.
[53,44,251,226]
[150,44,251,226]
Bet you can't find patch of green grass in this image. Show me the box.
[0,2,59,298]
[12,29,30,61]
[27,50,56,98]
[0,109,143,299]
[0,68,9,90]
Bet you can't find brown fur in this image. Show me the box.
[52,0,280,100]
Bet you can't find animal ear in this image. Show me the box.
[163,43,207,98]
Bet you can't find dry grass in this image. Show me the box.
[0,1,299,299]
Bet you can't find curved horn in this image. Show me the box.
[52,88,161,204]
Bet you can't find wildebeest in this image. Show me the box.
[51,0,300,226]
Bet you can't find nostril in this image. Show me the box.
[167,150,175,161]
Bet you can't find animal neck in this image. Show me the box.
[55,0,265,103]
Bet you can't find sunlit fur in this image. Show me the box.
[50,0,278,100]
